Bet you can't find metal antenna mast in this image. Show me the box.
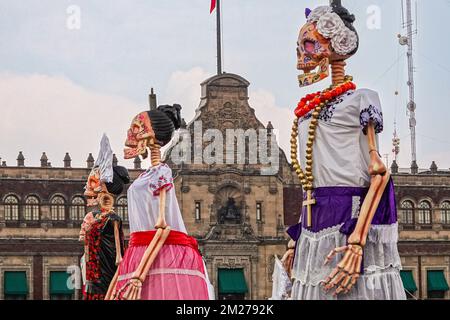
[398,0,418,172]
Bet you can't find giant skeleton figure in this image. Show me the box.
[106,105,213,300]
[279,1,406,300]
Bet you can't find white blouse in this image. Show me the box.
[127,163,187,234]
[298,88,384,188]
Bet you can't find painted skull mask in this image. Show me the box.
[297,21,332,87]
[84,167,108,206]
[124,111,155,160]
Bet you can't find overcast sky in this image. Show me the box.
[0,0,449,170]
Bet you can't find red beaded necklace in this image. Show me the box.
[295,81,356,119]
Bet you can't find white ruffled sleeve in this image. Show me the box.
[148,164,174,196]
[358,89,384,135]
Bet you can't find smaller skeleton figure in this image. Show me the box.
[79,134,130,300]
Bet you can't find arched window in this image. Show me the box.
[4,195,19,221]
[70,197,86,221]
[441,201,450,225]
[51,196,66,221]
[401,200,414,225]
[116,197,128,222]
[418,201,432,225]
[24,196,40,221]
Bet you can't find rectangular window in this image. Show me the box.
[3,271,28,300]
[442,209,450,225]
[427,270,449,300]
[24,205,39,221]
[256,202,262,222]
[49,271,74,300]
[419,211,431,224]
[402,210,414,225]
[195,202,201,221]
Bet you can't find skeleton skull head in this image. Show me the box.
[297,6,359,87]
[124,112,155,160]
[297,21,332,87]
[84,167,108,206]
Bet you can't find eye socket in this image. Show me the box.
[303,40,316,54]
[132,124,140,133]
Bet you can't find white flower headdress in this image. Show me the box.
[306,6,358,56]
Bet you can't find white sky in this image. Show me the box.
[0,0,449,170]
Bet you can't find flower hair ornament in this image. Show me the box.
[305,5,358,56]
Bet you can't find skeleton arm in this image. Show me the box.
[115,188,171,300]
[113,221,123,265]
[348,121,388,246]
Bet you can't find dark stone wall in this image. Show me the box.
[283,186,303,227]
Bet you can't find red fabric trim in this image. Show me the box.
[152,183,173,196]
[129,230,200,254]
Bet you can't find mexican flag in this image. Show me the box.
[210,0,216,14]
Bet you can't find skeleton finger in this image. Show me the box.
[327,271,347,291]
[336,274,351,295]
[323,266,340,287]
[346,273,360,292]
[324,246,350,266]
[324,251,352,289]
[137,286,142,301]
[122,285,130,300]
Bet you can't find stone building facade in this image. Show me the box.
[164,74,301,300]
[392,162,450,300]
[0,73,449,300]
[0,163,138,300]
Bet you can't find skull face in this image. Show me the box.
[124,112,155,160]
[84,167,107,206]
[297,22,332,87]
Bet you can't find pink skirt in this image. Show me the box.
[115,232,209,300]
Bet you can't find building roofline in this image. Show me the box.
[200,73,250,87]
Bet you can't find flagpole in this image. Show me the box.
[216,0,222,75]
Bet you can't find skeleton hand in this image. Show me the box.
[114,278,143,300]
[281,249,295,278]
[281,240,296,277]
[322,244,363,296]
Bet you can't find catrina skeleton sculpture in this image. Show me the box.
[79,134,129,300]
[106,105,214,300]
[279,1,407,300]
